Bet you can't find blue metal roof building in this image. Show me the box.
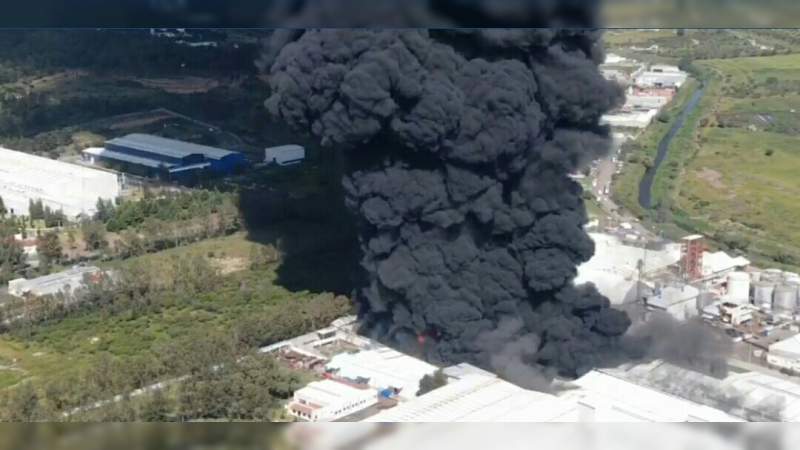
[83,133,247,179]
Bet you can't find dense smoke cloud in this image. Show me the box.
[625,313,733,376]
[262,23,625,377]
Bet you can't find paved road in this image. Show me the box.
[588,142,656,241]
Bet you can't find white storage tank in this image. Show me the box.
[753,281,775,310]
[726,271,751,305]
[773,284,798,315]
[784,272,800,285]
[763,268,783,283]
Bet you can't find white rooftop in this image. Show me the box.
[295,379,375,407]
[364,374,578,422]
[703,251,750,277]
[326,347,438,399]
[576,233,682,304]
[572,370,740,422]
[769,334,800,358]
[646,284,700,309]
[604,359,800,421]
[364,370,740,422]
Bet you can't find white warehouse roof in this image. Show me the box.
[703,251,750,277]
[107,133,237,160]
[603,359,800,421]
[576,233,682,304]
[365,374,579,422]
[8,265,104,298]
[572,370,740,422]
[769,334,800,358]
[0,147,120,219]
[364,371,739,422]
[326,347,437,399]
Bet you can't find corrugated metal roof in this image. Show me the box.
[326,347,438,398]
[107,133,237,160]
[83,147,176,169]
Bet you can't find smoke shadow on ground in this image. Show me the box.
[235,166,361,296]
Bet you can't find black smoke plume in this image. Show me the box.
[261,25,625,377]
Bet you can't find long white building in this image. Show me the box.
[287,379,377,422]
[364,371,740,422]
[0,147,120,219]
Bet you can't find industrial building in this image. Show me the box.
[325,347,438,399]
[768,334,800,373]
[8,265,105,298]
[287,379,378,422]
[702,251,750,280]
[0,147,121,219]
[634,70,688,88]
[83,133,247,179]
[607,359,800,421]
[575,232,682,305]
[364,370,740,422]
[645,284,701,320]
[600,109,659,129]
[364,374,579,422]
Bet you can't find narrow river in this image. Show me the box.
[638,84,706,210]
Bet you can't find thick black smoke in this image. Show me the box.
[262,26,625,377]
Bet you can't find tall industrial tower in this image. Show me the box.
[680,235,704,281]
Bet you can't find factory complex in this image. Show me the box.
[599,55,689,129]
[83,133,248,179]
[262,312,800,422]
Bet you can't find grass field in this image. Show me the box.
[664,54,800,268]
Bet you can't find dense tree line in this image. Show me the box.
[0,218,25,284]
[0,333,306,422]
[96,190,234,233]
[27,199,66,228]
[0,31,259,81]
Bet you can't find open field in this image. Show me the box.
[605,29,800,64]
[649,53,800,268]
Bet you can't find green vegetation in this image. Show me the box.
[605,29,800,64]
[615,52,800,269]
[612,78,700,218]
[0,218,25,284]
[0,231,351,420]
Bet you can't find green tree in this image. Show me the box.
[137,389,174,422]
[0,195,6,216]
[37,231,63,268]
[81,220,107,252]
[0,218,25,283]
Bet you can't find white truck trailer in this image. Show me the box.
[264,145,305,166]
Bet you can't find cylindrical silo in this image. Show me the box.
[773,284,798,315]
[763,269,783,283]
[784,272,800,285]
[754,281,775,310]
[726,271,751,306]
